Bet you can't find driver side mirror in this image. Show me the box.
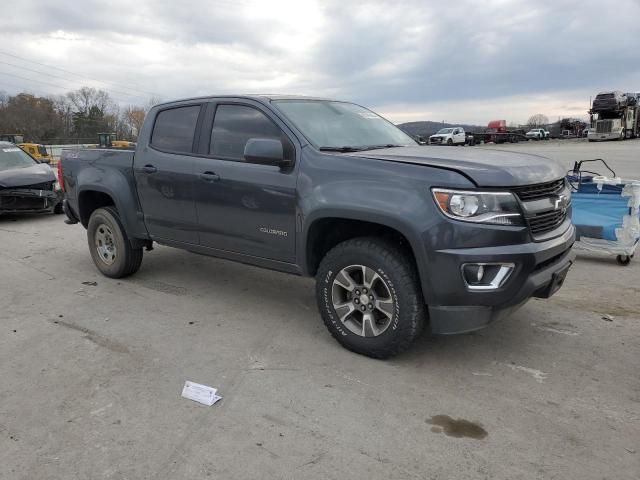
[244,138,292,168]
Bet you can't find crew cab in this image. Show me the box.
[429,127,466,145]
[60,95,575,358]
[525,128,550,140]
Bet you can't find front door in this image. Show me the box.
[134,104,203,244]
[192,102,297,263]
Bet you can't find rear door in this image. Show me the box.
[134,104,204,244]
[191,101,298,263]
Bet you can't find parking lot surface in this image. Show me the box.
[1,140,639,479]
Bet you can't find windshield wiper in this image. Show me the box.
[361,144,406,150]
[319,144,406,152]
[318,146,367,152]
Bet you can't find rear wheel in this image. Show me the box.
[87,207,143,278]
[316,237,426,358]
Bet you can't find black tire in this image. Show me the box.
[87,207,143,278]
[616,255,631,266]
[447,138,453,146]
[53,201,64,214]
[316,237,426,359]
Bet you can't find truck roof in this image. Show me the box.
[154,94,335,108]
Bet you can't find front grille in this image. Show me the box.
[0,196,47,210]
[596,120,612,134]
[512,179,565,201]
[0,181,55,191]
[528,209,567,235]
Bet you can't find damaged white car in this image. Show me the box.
[0,141,63,215]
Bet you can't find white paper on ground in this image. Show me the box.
[181,381,222,406]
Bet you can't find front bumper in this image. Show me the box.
[427,224,576,334]
[0,188,61,214]
[588,132,622,141]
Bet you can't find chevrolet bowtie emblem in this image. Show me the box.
[553,194,569,210]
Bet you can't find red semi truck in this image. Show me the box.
[467,120,528,145]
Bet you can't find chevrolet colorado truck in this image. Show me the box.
[60,95,575,358]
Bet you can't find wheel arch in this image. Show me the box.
[75,166,149,240]
[302,214,426,288]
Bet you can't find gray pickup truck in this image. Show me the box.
[60,95,575,358]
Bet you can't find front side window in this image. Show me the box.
[273,100,415,149]
[151,105,201,153]
[0,146,37,172]
[210,104,293,161]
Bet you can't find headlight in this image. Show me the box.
[432,188,523,225]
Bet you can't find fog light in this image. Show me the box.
[463,264,485,283]
[461,263,515,291]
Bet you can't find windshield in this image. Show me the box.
[38,145,49,156]
[436,128,454,134]
[272,100,415,149]
[0,146,38,171]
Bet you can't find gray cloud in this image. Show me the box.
[1,0,639,123]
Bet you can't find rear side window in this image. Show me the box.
[151,105,201,153]
[210,105,293,161]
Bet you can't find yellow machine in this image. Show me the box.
[18,143,53,164]
[97,133,136,150]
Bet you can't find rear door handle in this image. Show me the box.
[142,164,157,174]
[199,171,220,182]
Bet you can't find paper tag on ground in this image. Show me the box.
[181,381,222,406]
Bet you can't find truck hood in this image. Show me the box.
[0,163,56,188]
[348,146,565,187]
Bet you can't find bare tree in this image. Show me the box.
[527,114,549,127]
[0,87,156,143]
[123,106,147,139]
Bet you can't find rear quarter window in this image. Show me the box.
[151,105,201,153]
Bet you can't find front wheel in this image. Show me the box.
[447,138,453,146]
[316,237,426,358]
[87,207,143,278]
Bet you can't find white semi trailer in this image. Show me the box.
[588,91,639,142]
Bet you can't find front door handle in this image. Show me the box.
[142,164,157,174]
[199,171,220,182]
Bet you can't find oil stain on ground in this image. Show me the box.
[427,415,488,440]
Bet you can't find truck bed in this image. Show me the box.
[61,148,148,239]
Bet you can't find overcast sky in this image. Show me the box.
[2,0,639,124]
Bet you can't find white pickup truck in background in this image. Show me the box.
[429,127,466,145]
[525,128,550,140]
